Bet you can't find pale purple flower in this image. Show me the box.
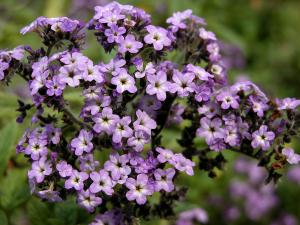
[127,130,150,152]
[197,117,225,145]
[251,125,275,150]
[65,170,89,191]
[170,70,195,97]
[125,174,153,205]
[70,129,94,156]
[249,96,268,117]
[24,137,48,160]
[138,95,162,116]
[216,90,239,109]
[144,25,171,51]
[60,52,88,67]
[282,148,300,165]
[186,64,213,81]
[28,157,52,183]
[156,147,174,164]
[104,24,126,43]
[77,190,102,213]
[58,65,82,87]
[146,71,170,101]
[133,110,157,135]
[166,9,192,32]
[199,27,217,41]
[79,154,100,172]
[45,76,66,96]
[197,102,219,118]
[118,34,143,54]
[112,116,133,143]
[154,168,175,192]
[177,208,208,225]
[0,60,9,80]
[89,170,114,195]
[276,98,300,110]
[56,161,73,178]
[111,70,137,94]
[99,58,126,77]
[37,188,62,202]
[224,126,240,147]
[135,62,156,78]
[93,107,119,134]
[82,61,104,83]
[104,153,131,182]
[171,153,195,176]
[99,10,125,26]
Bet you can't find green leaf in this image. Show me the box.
[0,121,18,175]
[54,200,78,225]
[0,169,30,210]
[0,210,8,225]
[27,198,51,225]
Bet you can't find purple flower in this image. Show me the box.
[24,137,48,160]
[224,126,240,147]
[104,24,126,43]
[60,52,88,67]
[125,174,153,205]
[77,190,102,213]
[171,153,195,176]
[135,62,156,79]
[112,116,133,143]
[93,107,119,134]
[89,170,114,195]
[282,148,300,165]
[144,25,171,51]
[56,161,73,178]
[111,70,137,94]
[0,60,9,80]
[99,10,125,26]
[276,98,300,110]
[170,70,195,97]
[146,71,170,101]
[70,129,94,156]
[197,117,225,145]
[58,65,82,87]
[133,110,157,135]
[79,154,100,172]
[99,58,126,77]
[118,34,143,54]
[82,61,104,83]
[138,95,162,117]
[166,10,192,32]
[197,102,219,118]
[65,170,89,191]
[154,168,175,192]
[36,188,62,202]
[186,64,213,81]
[251,125,275,150]
[45,76,66,96]
[28,157,52,183]
[199,27,217,41]
[156,147,174,163]
[216,90,239,109]
[127,130,150,152]
[249,96,269,117]
[177,208,208,225]
[104,153,131,183]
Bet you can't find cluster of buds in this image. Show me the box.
[1,1,300,224]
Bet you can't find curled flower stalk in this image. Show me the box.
[1,1,300,224]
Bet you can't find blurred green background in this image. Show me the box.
[0,0,300,224]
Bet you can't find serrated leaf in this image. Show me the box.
[0,121,18,175]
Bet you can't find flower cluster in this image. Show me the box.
[1,1,300,224]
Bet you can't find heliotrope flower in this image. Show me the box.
[65,170,89,191]
[197,117,225,145]
[28,157,52,183]
[56,161,73,178]
[282,148,300,165]
[93,107,119,134]
[251,125,275,150]
[118,34,143,54]
[144,25,171,51]
[70,129,94,156]
[154,168,175,192]
[216,90,239,109]
[112,116,133,143]
[127,130,150,152]
[146,71,171,101]
[111,70,137,94]
[77,190,102,213]
[104,24,126,44]
[104,153,131,183]
[125,174,153,205]
[170,70,195,97]
[133,109,157,135]
[89,170,114,195]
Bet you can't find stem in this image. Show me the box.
[61,106,92,130]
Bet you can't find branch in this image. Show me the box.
[61,106,92,130]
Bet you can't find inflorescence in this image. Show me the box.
[1,2,300,224]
